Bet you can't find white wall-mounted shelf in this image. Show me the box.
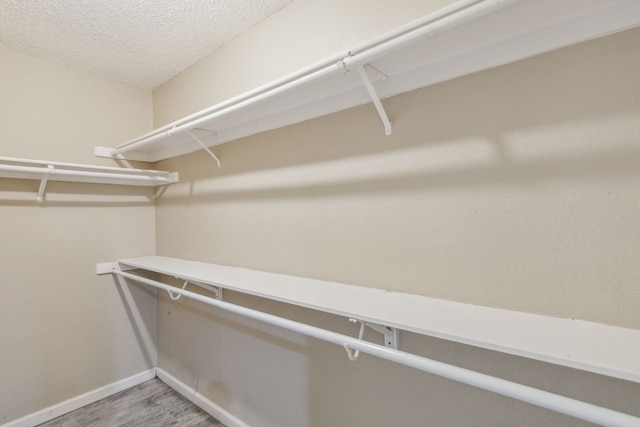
[95,0,640,163]
[0,156,178,202]
[99,255,640,385]
[97,255,640,425]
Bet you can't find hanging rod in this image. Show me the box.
[107,63,341,157]
[100,0,521,159]
[0,156,178,202]
[340,0,520,70]
[110,268,640,427]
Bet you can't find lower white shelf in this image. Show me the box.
[101,255,640,384]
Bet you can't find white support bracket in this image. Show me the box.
[186,130,221,167]
[362,321,399,349]
[344,318,399,361]
[37,165,53,202]
[96,262,139,275]
[356,65,392,136]
[168,280,190,300]
[174,276,223,301]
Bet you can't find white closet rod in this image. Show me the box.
[113,269,640,427]
[341,0,520,69]
[0,163,175,185]
[110,0,521,157]
[111,65,340,156]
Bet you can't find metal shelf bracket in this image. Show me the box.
[186,130,221,167]
[344,318,398,361]
[36,164,54,202]
[170,276,224,301]
[168,280,190,301]
[356,65,392,136]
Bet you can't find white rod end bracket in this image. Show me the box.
[96,262,138,275]
[96,262,119,275]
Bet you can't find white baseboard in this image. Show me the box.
[2,368,245,427]
[156,368,249,427]
[2,368,156,427]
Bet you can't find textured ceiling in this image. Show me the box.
[0,0,293,89]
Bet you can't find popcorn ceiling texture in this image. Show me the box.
[0,0,293,89]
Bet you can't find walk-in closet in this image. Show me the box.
[1,1,639,426]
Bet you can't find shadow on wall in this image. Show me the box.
[0,179,157,207]
[159,134,640,204]
[155,27,640,203]
[155,286,318,427]
[116,276,158,370]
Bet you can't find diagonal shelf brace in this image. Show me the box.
[37,164,54,202]
[356,65,392,136]
[186,130,221,167]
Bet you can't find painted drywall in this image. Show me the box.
[152,6,640,426]
[0,45,157,424]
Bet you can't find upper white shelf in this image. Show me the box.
[95,0,640,163]
[109,255,640,384]
[0,156,178,202]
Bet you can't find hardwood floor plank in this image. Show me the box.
[39,379,225,427]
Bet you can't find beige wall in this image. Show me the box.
[0,46,157,423]
[152,4,640,425]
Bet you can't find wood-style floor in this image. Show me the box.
[39,378,225,427]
